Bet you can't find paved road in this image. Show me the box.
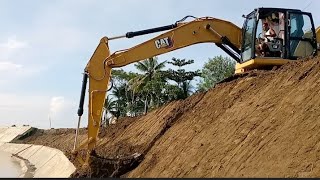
[0,151,21,178]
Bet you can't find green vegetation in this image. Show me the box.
[197,55,235,91]
[102,55,235,122]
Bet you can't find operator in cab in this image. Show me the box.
[263,22,276,42]
[256,22,277,57]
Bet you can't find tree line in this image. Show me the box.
[102,55,235,125]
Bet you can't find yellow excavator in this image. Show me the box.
[72,7,320,166]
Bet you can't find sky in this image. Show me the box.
[0,0,319,129]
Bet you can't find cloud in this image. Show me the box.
[48,96,78,128]
[0,36,28,60]
[0,37,46,86]
[0,93,49,127]
[0,61,44,86]
[49,96,66,115]
[0,93,79,129]
[0,37,28,69]
[0,36,27,49]
[0,61,22,71]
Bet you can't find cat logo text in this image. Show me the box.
[154,37,173,49]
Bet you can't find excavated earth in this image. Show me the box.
[15,56,320,178]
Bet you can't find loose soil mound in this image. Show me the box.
[17,57,320,178]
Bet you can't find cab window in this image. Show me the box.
[242,16,255,61]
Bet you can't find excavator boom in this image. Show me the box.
[317,27,320,51]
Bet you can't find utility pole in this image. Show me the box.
[48,114,52,129]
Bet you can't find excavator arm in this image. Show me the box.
[73,16,242,165]
[317,26,320,53]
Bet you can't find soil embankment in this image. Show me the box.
[16,57,320,177]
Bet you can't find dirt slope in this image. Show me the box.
[128,57,320,178]
[17,57,320,177]
[15,94,205,177]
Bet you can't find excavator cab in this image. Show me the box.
[236,8,318,73]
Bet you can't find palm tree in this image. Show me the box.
[132,57,166,114]
[127,74,144,116]
[102,95,117,126]
[111,83,131,117]
[135,57,166,81]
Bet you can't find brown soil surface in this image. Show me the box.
[15,57,320,177]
